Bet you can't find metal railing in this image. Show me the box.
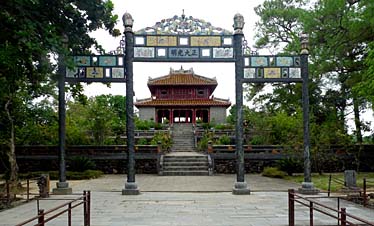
[0,178,40,206]
[16,191,91,226]
[328,175,374,207]
[327,174,357,197]
[363,178,374,207]
[288,189,374,226]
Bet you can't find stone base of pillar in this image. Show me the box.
[52,182,72,195]
[298,182,319,195]
[232,181,250,195]
[122,182,140,195]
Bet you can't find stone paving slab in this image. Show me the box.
[69,174,301,192]
[1,191,373,226]
[1,174,373,226]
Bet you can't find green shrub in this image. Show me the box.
[18,170,103,180]
[135,119,151,130]
[150,132,172,151]
[197,131,214,151]
[277,157,303,176]
[217,135,231,145]
[137,138,148,145]
[67,170,103,180]
[262,167,287,178]
[197,136,209,152]
[68,156,96,172]
[214,123,234,130]
[249,135,267,145]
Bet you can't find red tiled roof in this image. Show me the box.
[135,99,231,107]
[148,73,217,86]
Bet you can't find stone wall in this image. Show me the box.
[212,159,278,174]
[210,107,227,124]
[138,107,156,121]
[0,145,160,174]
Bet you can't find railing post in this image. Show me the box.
[309,201,313,226]
[340,208,346,226]
[83,191,87,226]
[328,174,332,197]
[337,197,340,225]
[88,191,91,226]
[6,180,10,204]
[68,203,72,226]
[38,209,45,226]
[288,189,295,226]
[363,178,367,207]
[157,140,162,153]
[208,140,212,154]
[27,179,30,202]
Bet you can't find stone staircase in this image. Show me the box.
[159,124,212,176]
[161,152,211,176]
[171,124,195,152]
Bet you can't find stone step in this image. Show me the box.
[164,155,207,159]
[172,142,194,145]
[171,150,196,152]
[163,166,208,171]
[163,161,208,166]
[162,171,209,176]
[163,158,207,162]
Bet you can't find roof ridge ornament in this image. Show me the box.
[136,13,232,35]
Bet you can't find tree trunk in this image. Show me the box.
[353,97,363,172]
[5,99,18,182]
[353,97,363,143]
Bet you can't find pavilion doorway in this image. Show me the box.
[195,109,209,123]
[157,109,170,124]
[172,109,193,123]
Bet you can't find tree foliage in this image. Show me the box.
[249,0,374,151]
[66,95,126,145]
[0,0,119,181]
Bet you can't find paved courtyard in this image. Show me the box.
[0,174,373,226]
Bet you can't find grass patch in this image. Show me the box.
[285,172,374,192]
[262,167,287,179]
[16,170,103,180]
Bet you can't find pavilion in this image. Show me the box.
[135,67,231,124]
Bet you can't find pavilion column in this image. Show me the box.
[192,109,196,124]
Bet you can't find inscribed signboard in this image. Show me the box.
[99,56,117,66]
[112,68,125,78]
[86,67,104,78]
[168,48,199,58]
[147,36,177,46]
[134,47,155,58]
[190,36,221,46]
[213,48,233,58]
[264,68,281,78]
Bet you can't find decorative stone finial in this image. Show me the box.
[300,33,309,55]
[233,13,245,34]
[122,12,134,32]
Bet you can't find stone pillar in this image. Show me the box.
[53,36,72,195]
[298,33,318,195]
[122,12,140,195]
[232,13,250,195]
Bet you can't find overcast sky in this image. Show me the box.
[83,0,373,133]
[85,0,265,104]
